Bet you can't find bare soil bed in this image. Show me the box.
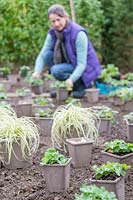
[0,95,133,200]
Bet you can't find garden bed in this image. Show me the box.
[0,96,133,200]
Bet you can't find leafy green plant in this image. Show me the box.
[40,148,69,165]
[0,101,11,108]
[92,106,118,123]
[44,73,54,80]
[93,162,131,179]
[0,67,11,78]
[51,80,72,91]
[65,97,81,107]
[0,92,7,100]
[51,104,100,150]
[99,64,120,83]
[104,139,133,154]
[19,66,30,77]
[109,88,133,101]
[33,97,52,106]
[35,108,54,118]
[75,184,117,200]
[28,77,44,87]
[124,112,133,123]
[16,87,31,97]
[0,106,39,164]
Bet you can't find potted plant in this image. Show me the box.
[75,184,117,200]
[0,106,39,169]
[33,108,54,137]
[124,112,133,142]
[92,106,118,135]
[52,80,72,101]
[65,97,81,107]
[90,162,130,199]
[51,104,100,151]
[28,77,44,94]
[40,148,72,192]
[19,66,30,78]
[43,73,55,92]
[32,96,55,116]
[102,139,133,167]
[0,67,11,79]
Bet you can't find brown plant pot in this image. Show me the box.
[1,141,33,169]
[99,118,112,135]
[31,86,43,95]
[12,102,32,117]
[125,119,133,143]
[85,88,99,103]
[56,89,69,101]
[42,157,72,193]
[102,151,133,166]
[66,138,93,168]
[34,117,53,137]
[43,80,55,92]
[90,176,125,200]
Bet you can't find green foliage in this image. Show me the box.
[65,97,81,107]
[124,112,133,123]
[75,184,117,200]
[52,80,72,91]
[15,87,31,97]
[35,108,54,118]
[109,88,133,100]
[93,162,131,179]
[75,0,105,50]
[34,97,51,106]
[0,92,7,99]
[27,77,44,86]
[92,105,118,123]
[100,64,120,83]
[105,139,133,154]
[19,65,30,77]
[0,67,11,77]
[40,148,69,165]
[101,0,133,69]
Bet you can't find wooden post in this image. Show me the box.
[69,0,76,22]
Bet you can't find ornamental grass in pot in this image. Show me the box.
[40,148,72,193]
[124,112,133,142]
[75,184,117,200]
[0,106,39,169]
[51,104,100,151]
[90,162,130,200]
[102,139,133,168]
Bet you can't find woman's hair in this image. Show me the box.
[48,4,69,18]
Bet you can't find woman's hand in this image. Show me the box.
[32,71,41,79]
[66,78,73,88]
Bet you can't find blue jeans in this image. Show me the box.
[44,50,85,97]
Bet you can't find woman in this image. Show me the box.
[33,4,101,98]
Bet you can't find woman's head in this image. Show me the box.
[48,4,69,31]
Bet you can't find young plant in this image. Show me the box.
[0,106,39,164]
[92,162,131,179]
[51,104,100,150]
[104,139,133,155]
[44,73,54,80]
[33,97,53,106]
[65,97,81,107]
[75,184,117,200]
[28,77,44,87]
[16,87,31,97]
[0,67,11,78]
[40,148,69,165]
[109,87,133,101]
[124,112,133,123]
[35,108,54,118]
[19,65,30,78]
[0,92,7,100]
[92,106,118,123]
[51,80,72,91]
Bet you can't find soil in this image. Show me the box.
[0,95,133,200]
